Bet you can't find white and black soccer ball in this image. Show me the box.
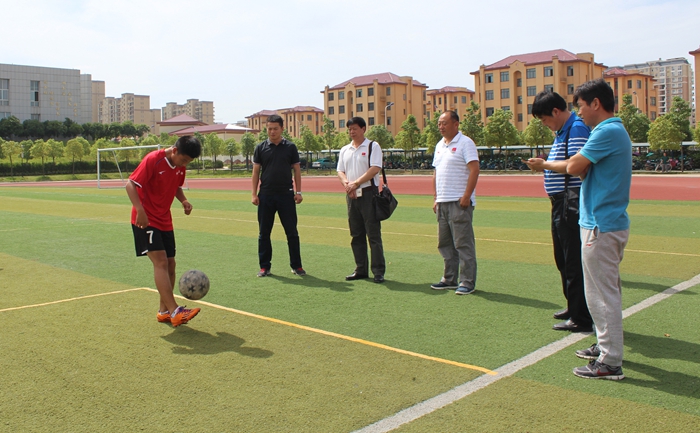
[178,270,210,300]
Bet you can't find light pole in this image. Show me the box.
[632,91,639,109]
[384,102,394,129]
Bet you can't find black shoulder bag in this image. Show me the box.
[368,141,398,221]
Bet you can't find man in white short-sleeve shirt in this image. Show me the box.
[337,116,385,283]
[431,110,480,295]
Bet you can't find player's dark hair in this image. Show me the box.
[532,91,567,118]
[346,116,366,129]
[573,79,615,113]
[267,114,284,128]
[174,135,202,159]
[444,110,459,123]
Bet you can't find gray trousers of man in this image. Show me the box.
[347,189,385,277]
[581,227,629,367]
[437,201,476,289]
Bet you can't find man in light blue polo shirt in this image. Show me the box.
[567,79,632,380]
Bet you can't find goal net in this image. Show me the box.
[96,144,161,189]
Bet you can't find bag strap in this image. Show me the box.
[563,120,572,191]
[367,141,388,188]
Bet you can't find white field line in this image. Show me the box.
[353,273,700,433]
[0,288,145,312]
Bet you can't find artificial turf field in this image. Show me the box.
[0,183,699,432]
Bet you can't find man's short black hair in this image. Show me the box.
[267,114,284,128]
[573,79,615,113]
[346,116,366,129]
[443,110,459,123]
[174,135,201,159]
[531,91,567,118]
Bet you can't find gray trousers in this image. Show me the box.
[437,201,476,289]
[581,227,629,367]
[347,190,385,277]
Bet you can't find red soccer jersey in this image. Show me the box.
[129,149,186,231]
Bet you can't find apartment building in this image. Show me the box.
[688,47,699,126]
[321,72,428,135]
[98,93,161,131]
[91,80,105,123]
[246,106,324,138]
[426,86,475,120]
[0,63,91,123]
[162,99,215,124]
[603,68,658,120]
[622,58,694,119]
[471,49,606,131]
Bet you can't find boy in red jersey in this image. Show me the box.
[126,136,202,327]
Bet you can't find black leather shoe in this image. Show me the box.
[345,272,369,281]
[373,275,385,283]
[552,319,593,333]
[553,308,570,320]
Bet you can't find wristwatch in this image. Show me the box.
[296,192,302,195]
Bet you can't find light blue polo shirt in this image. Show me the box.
[578,117,632,233]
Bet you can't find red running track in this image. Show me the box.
[1,174,698,201]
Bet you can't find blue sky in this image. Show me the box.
[3,0,698,123]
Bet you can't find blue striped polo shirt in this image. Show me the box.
[544,113,589,196]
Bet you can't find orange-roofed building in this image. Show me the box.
[603,68,658,120]
[246,106,323,138]
[426,86,475,120]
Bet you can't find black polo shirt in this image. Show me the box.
[253,138,300,194]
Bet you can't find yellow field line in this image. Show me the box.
[0,288,144,313]
[140,287,496,375]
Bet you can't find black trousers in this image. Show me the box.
[257,193,302,270]
[550,189,592,326]
[347,188,385,277]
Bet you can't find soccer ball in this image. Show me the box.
[178,270,210,300]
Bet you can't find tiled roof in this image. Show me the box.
[172,123,257,136]
[328,72,427,90]
[604,67,630,76]
[427,86,474,94]
[690,47,700,55]
[283,106,323,113]
[246,110,277,119]
[158,113,205,125]
[483,49,583,70]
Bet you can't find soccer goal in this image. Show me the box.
[96,144,161,189]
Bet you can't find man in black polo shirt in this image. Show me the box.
[251,114,305,277]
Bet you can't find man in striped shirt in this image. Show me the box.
[430,111,480,295]
[525,91,593,332]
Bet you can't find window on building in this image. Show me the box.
[486,107,494,117]
[517,113,523,122]
[500,71,509,82]
[568,84,574,95]
[438,97,442,104]
[330,120,335,128]
[461,96,467,103]
[454,96,458,104]
[627,80,633,89]
[328,92,334,101]
[651,111,656,120]
[544,66,553,77]
[339,105,345,114]
[339,91,345,100]
[526,68,536,79]
[650,97,656,106]
[485,73,493,83]
[387,117,391,126]
[368,117,375,126]
[403,93,406,101]
[386,87,391,96]
[517,96,522,104]
[485,90,494,100]
[502,106,510,111]
[307,115,312,121]
[501,89,510,99]
[329,106,335,115]
[637,80,642,89]
[0,79,8,106]
[544,84,553,93]
[527,104,532,114]
[568,102,574,111]
[368,87,374,97]
[0,112,11,119]
[357,89,363,97]
[368,102,374,111]
[517,78,522,87]
[356,103,363,112]
[567,66,574,76]
[527,86,536,96]
[339,120,346,128]
[31,113,40,120]
[30,81,39,107]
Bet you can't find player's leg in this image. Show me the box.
[147,249,179,313]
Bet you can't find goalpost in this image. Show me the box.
[96,144,161,189]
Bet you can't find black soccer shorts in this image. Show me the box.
[132,225,176,258]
